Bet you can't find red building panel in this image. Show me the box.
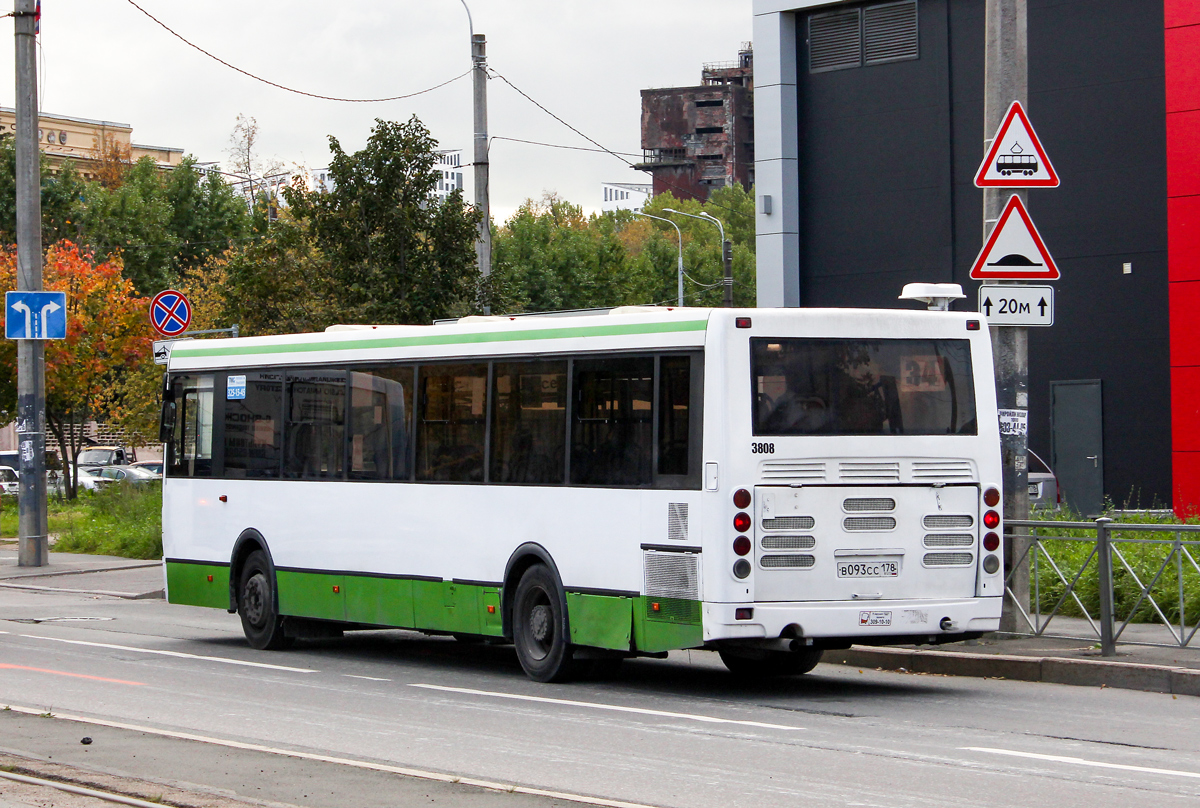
[1174,453,1200,518]
[1173,367,1200,450]
[1170,281,1200,365]
[1166,24,1200,113]
[1166,0,1200,28]
[1170,195,1200,282]
[1167,110,1200,198]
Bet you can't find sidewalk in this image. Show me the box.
[4,545,1200,695]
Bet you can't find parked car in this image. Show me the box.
[0,466,18,495]
[90,465,160,485]
[75,467,110,492]
[75,446,135,467]
[1029,449,1060,510]
[131,460,163,475]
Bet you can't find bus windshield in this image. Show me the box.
[752,338,977,436]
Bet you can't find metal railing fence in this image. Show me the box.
[1005,518,1200,656]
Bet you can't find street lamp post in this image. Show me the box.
[636,212,684,307]
[663,208,733,307]
[458,1,491,288]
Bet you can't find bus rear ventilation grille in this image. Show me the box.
[843,516,897,532]
[643,551,699,601]
[923,534,975,548]
[912,460,974,480]
[923,514,974,529]
[923,552,975,567]
[761,535,816,550]
[667,502,689,542]
[760,554,816,569]
[843,497,896,512]
[838,461,901,483]
[762,516,815,531]
[760,460,826,482]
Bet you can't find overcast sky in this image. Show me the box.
[1,0,753,222]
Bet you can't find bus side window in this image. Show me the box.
[416,364,487,483]
[223,371,283,479]
[658,356,690,476]
[349,367,413,481]
[491,360,567,484]
[284,370,347,480]
[571,357,654,486]
[167,374,214,478]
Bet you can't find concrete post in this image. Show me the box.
[472,34,491,286]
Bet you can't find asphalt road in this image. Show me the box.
[1,582,1199,808]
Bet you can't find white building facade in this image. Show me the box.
[600,182,652,213]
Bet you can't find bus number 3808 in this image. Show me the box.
[751,443,775,454]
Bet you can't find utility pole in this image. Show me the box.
[985,0,1030,631]
[14,0,48,567]
[472,33,491,285]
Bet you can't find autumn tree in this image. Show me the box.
[0,242,152,497]
[286,116,482,325]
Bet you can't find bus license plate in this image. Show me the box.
[837,559,900,578]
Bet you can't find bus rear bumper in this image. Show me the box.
[702,598,1002,644]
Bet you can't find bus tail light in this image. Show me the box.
[983,555,1000,574]
[983,487,1000,507]
[733,559,751,579]
[733,488,751,509]
[733,512,751,532]
[733,536,751,556]
[983,532,1000,552]
[735,608,753,620]
[735,317,752,329]
[983,510,1000,529]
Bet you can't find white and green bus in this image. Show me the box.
[161,306,1003,681]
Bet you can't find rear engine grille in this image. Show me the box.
[760,460,827,483]
[923,552,975,567]
[760,554,816,569]
[643,551,699,600]
[844,497,896,512]
[924,534,975,548]
[912,460,974,481]
[762,535,816,550]
[762,516,816,531]
[924,514,974,529]
[843,516,897,532]
[838,461,901,483]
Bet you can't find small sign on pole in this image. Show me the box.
[978,284,1054,327]
[975,101,1060,188]
[150,289,193,337]
[152,337,193,365]
[5,291,66,340]
[970,195,1060,280]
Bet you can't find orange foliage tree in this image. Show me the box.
[0,242,152,497]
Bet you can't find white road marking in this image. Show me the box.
[344,674,391,681]
[0,704,664,808]
[410,683,802,731]
[964,747,1200,780]
[19,634,317,673]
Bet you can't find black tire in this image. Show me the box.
[237,550,293,650]
[512,564,577,682]
[718,647,823,677]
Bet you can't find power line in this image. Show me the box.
[490,136,642,159]
[122,0,471,103]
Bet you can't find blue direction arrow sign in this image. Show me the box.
[5,291,67,339]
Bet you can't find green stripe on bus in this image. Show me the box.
[172,319,709,359]
[165,561,230,610]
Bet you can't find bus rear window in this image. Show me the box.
[751,338,977,436]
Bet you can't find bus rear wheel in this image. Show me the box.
[238,550,293,651]
[719,647,823,677]
[513,564,576,682]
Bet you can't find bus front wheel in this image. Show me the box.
[238,550,293,651]
[513,564,576,682]
[719,647,823,677]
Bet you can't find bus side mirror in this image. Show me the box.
[159,399,176,443]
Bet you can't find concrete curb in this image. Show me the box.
[825,646,1200,696]
[0,581,164,599]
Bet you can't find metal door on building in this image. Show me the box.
[1050,380,1104,516]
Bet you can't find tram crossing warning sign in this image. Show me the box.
[969,195,1060,280]
[150,289,193,337]
[974,101,1059,188]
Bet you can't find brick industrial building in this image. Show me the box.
[636,46,756,201]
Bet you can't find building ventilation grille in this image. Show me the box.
[644,551,699,600]
[864,1,920,65]
[667,503,689,542]
[762,535,817,550]
[924,534,975,548]
[761,554,817,569]
[809,9,862,73]
[923,552,975,567]
[762,516,816,531]
[844,516,897,532]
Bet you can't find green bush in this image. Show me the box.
[52,483,163,559]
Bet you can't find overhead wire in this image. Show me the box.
[122,0,470,103]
